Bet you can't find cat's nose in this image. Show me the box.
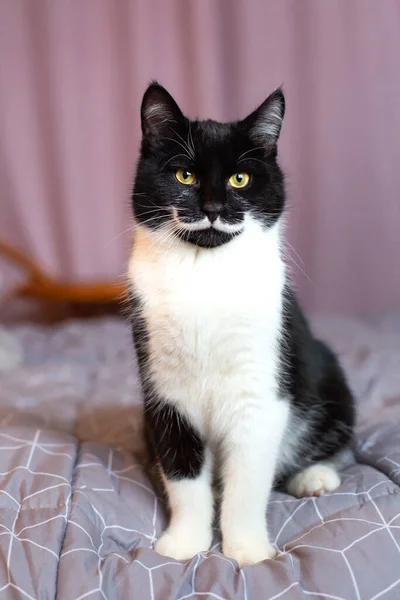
[202,201,222,223]
[203,208,220,224]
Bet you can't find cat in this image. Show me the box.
[127,82,355,566]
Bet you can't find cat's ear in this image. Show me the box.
[141,82,185,139]
[243,88,285,146]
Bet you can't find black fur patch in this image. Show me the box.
[276,285,355,483]
[129,289,204,481]
[144,401,204,480]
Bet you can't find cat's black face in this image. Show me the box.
[132,82,286,248]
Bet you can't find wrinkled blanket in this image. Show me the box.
[1,315,400,600]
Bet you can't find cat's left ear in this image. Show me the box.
[141,81,185,140]
[242,88,285,146]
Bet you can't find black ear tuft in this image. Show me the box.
[141,82,185,139]
[243,87,285,146]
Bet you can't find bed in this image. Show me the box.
[1,315,399,599]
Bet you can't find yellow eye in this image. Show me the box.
[228,172,250,189]
[175,169,196,185]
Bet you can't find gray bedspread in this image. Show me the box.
[1,315,400,599]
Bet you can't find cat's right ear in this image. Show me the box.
[141,82,185,140]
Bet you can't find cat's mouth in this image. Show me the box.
[172,208,244,237]
[170,210,244,248]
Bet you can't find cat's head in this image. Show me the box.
[132,82,285,248]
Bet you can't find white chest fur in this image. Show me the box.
[128,218,286,442]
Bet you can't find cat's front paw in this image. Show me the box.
[222,535,276,566]
[155,526,212,561]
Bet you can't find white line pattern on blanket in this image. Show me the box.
[0,317,400,599]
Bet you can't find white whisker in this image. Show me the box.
[171,128,196,159]
[237,157,266,167]
[162,136,194,160]
[104,224,134,249]
[237,146,265,162]
[188,123,195,156]
[285,241,305,266]
[161,154,191,171]
[283,249,314,286]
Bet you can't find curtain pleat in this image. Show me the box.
[0,0,399,314]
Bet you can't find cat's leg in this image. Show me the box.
[286,461,341,498]
[156,457,213,560]
[220,395,289,566]
[146,402,214,560]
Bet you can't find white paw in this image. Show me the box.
[155,526,212,561]
[222,534,276,566]
[287,464,341,498]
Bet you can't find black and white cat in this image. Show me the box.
[128,82,355,566]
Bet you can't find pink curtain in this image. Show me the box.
[1,0,400,315]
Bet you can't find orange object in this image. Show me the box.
[0,239,127,304]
